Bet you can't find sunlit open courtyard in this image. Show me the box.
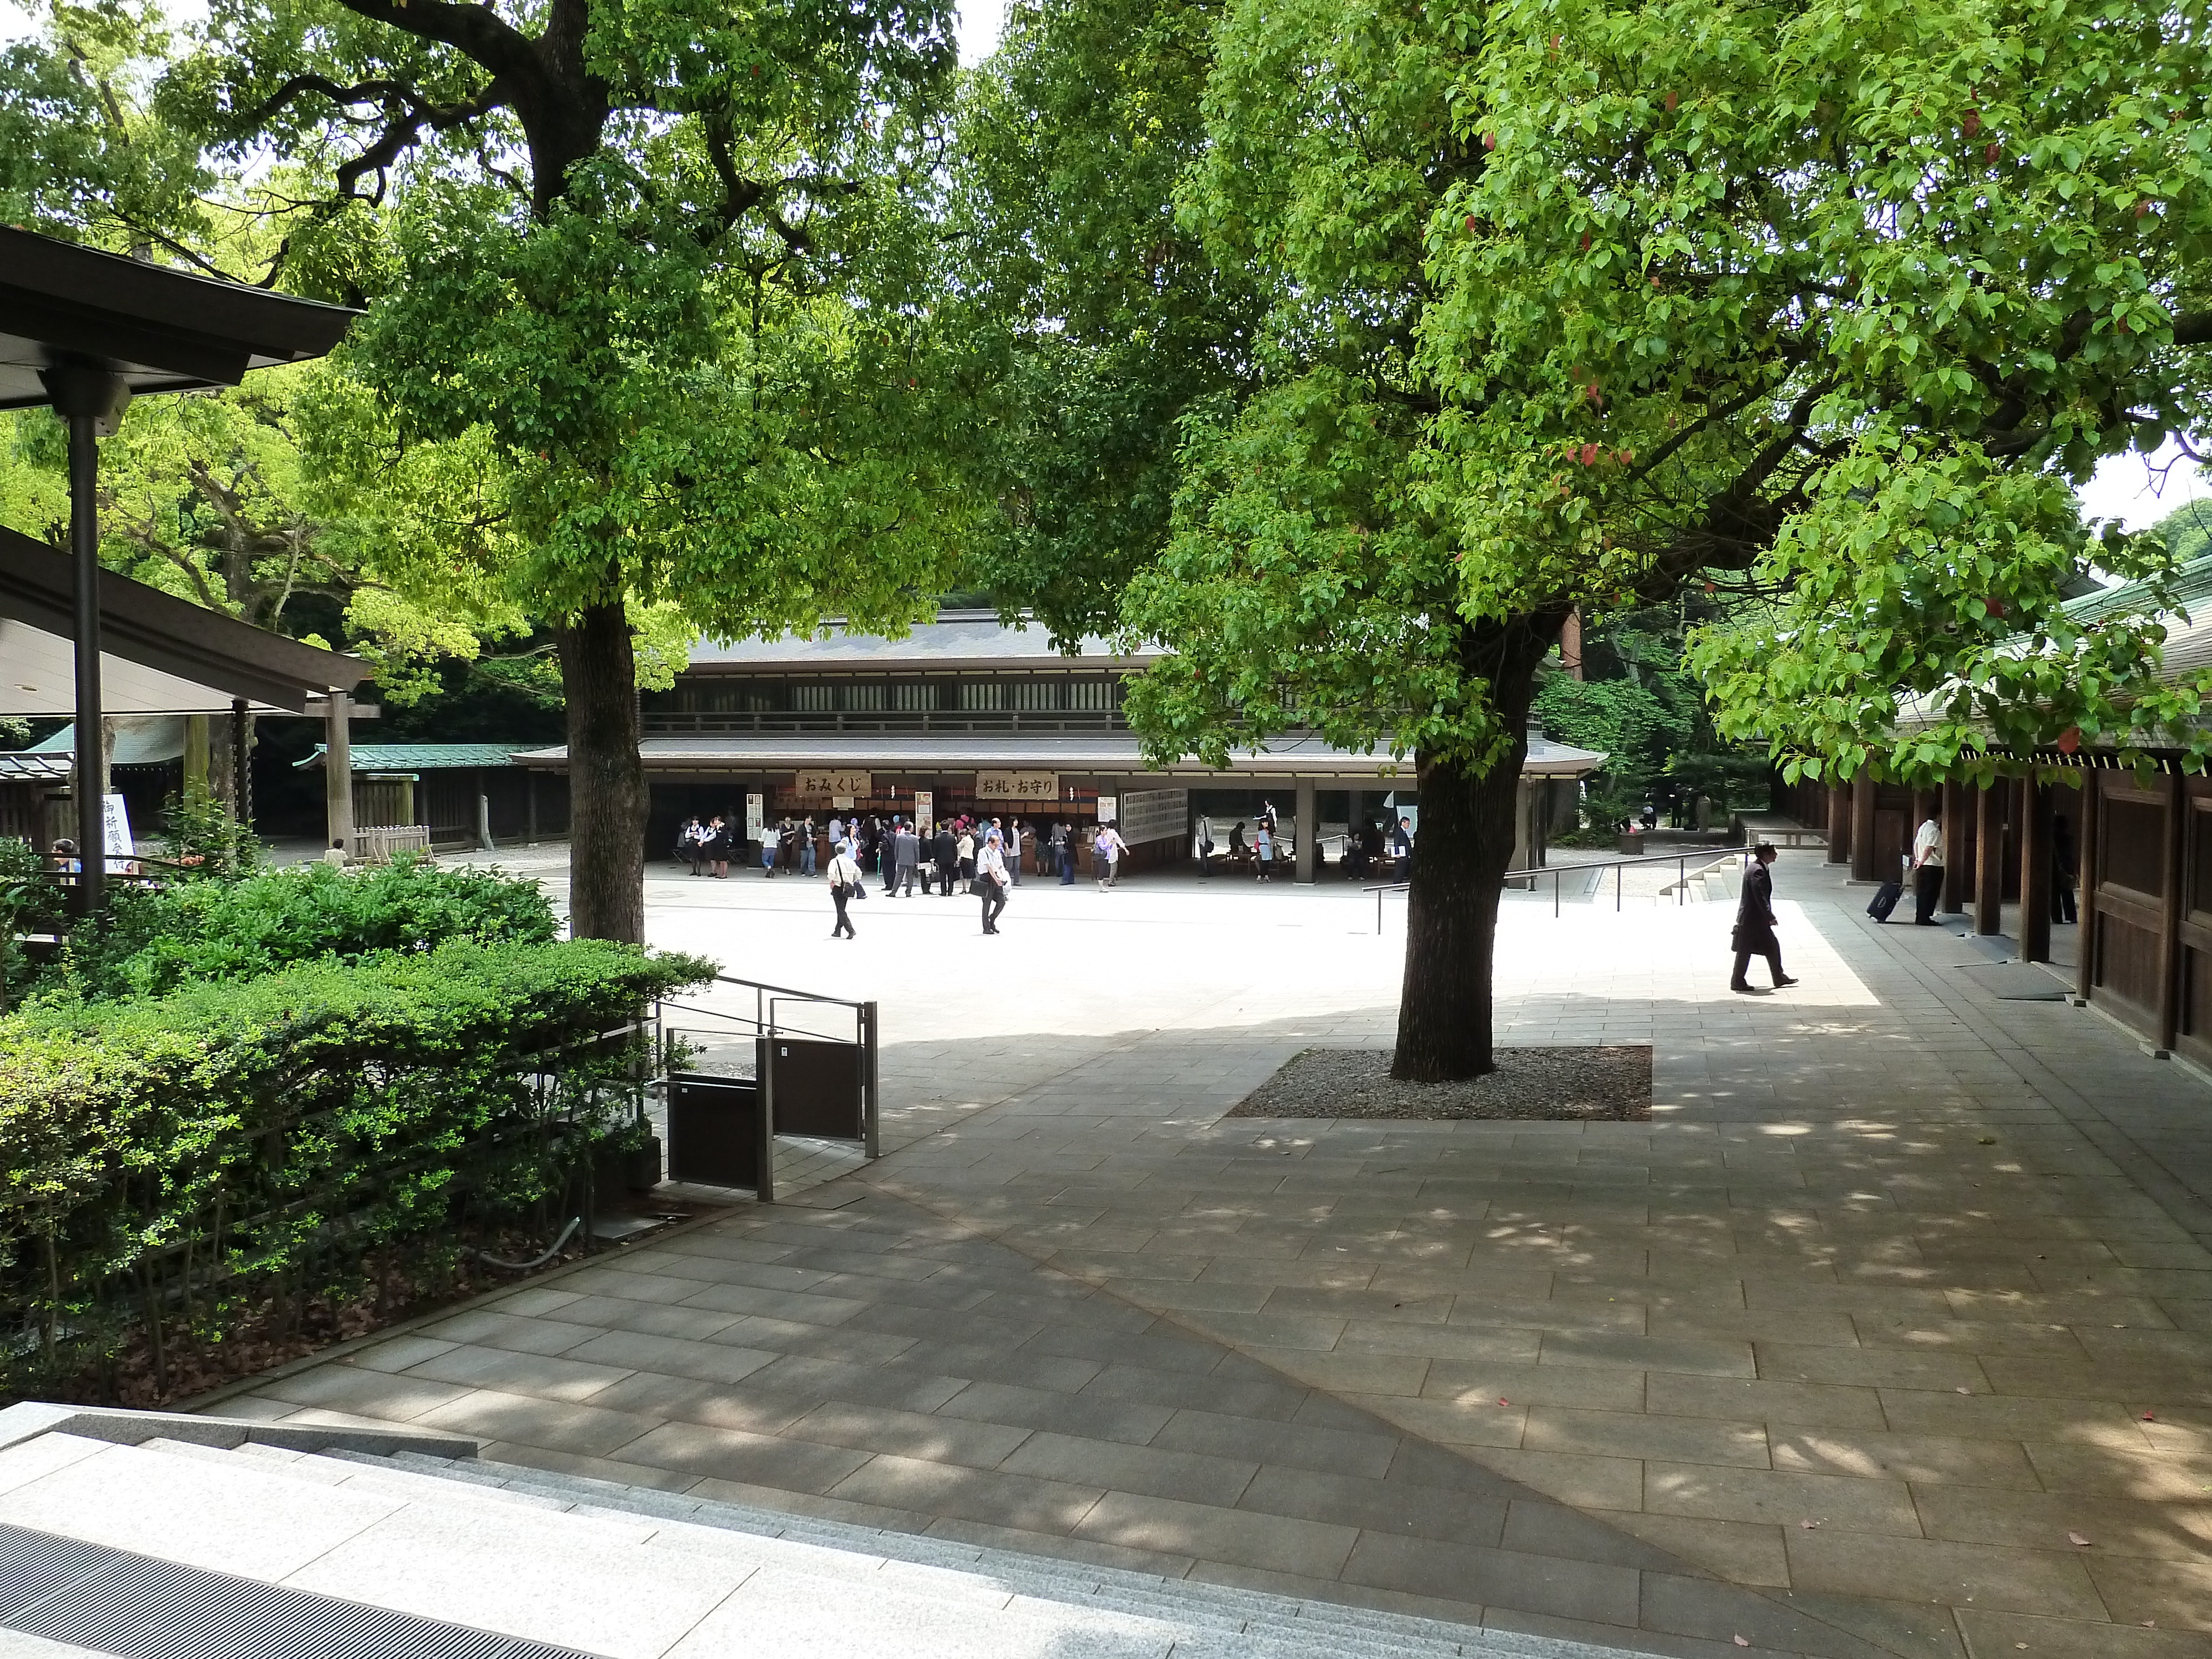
[190,847,2212,1659]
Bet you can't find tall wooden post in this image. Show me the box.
[2019,775,2050,962]
[1850,773,1879,881]
[2076,773,2099,1001]
[182,713,210,804]
[1295,775,1317,883]
[2159,771,2184,1053]
[1942,780,1969,913]
[1827,784,1850,864]
[1975,780,2005,935]
[323,688,353,855]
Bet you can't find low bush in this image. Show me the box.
[0,936,714,1402]
[54,856,560,1000]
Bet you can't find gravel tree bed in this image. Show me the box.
[1227,1045,1652,1121]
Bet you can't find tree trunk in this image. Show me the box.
[1391,638,1550,1082]
[556,601,646,944]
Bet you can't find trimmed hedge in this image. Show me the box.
[53,857,560,1000]
[0,936,713,1400]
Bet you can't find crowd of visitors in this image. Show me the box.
[666,804,1417,933]
[669,811,1129,937]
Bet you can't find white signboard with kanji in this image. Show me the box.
[975,770,1058,801]
[797,770,870,798]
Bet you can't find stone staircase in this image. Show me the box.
[0,1407,1653,1659]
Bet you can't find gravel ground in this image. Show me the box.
[1227,1045,1652,1121]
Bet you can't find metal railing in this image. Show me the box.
[651,972,880,1202]
[1364,847,1747,931]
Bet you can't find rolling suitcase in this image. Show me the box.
[1866,879,1903,922]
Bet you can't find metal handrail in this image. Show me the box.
[654,971,881,1199]
[1364,846,1746,931]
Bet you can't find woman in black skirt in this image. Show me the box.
[1730,844,1799,993]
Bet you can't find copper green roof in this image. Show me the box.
[297,743,528,771]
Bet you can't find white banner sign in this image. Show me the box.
[975,770,1058,802]
[796,769,870,798]
[102,793,134,858]
[744,792,764,841]
[913,790,933,835]
[1117,787,1188,846]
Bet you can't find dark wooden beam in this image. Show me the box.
[2020,775,2051,963]
[1827,784,1850,864]
[1851,772,1879,882]
[2159,772,2184,1053]
[1975,781,2004,935]
[1942,780,1969,913]
[2077,774,2099,1002]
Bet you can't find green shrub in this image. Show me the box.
[55,856,560,1000]
[0,936,714,1401]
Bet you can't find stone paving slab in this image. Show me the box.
[226,856,2212,1658]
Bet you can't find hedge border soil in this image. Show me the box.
[1227,1045,1652,1121]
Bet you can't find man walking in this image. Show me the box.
[978,826,1011,933]
[1730,843,1799,993]
[893,818,921,896]
[827,839,860,938]
[1909,808,1944,926]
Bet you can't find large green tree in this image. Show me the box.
[3,0,976,940]
[950,0,1261,636]
[1102,0,2211,1077]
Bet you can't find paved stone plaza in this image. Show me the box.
[216,851,2212,1659]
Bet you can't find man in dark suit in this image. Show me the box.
[933,824,958,896]
[891,819,921,896]
[1731,843,1799,993]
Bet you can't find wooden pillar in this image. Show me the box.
[2159,771,2184,1052]
[1826,784,1850,864]
[182,713,210,804]
[1941,780,1969,913]
[323,688,353,854]
[2077,773,2100,1001]
[230,698,252,826]
[1295,775,1317,883]
[1975,780,2004,935]
[1850,773,1879,881]
[2019,775,2050,962]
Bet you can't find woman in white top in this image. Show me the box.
[826,840,862,938]
[977,827,1010,933]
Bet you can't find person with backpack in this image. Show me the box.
[1731,843,1798,993]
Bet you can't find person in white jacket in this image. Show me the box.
[977,828,1011,934]
[826,841,862,939]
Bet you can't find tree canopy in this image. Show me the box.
[964,0,2211,1074]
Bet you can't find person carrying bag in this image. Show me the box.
[977,827,1011,933]
[827,841,862,938]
